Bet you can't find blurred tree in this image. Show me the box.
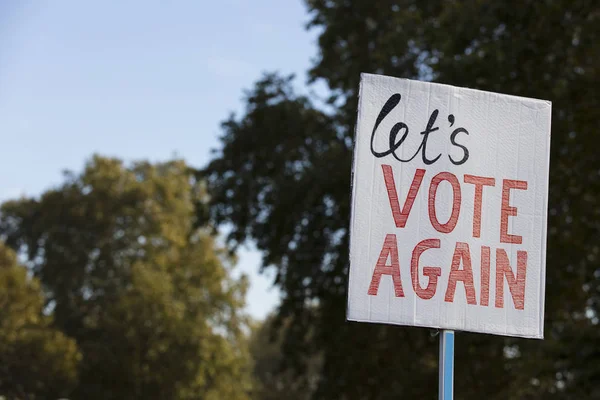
[249,314,321,400]
[0,156,252,400]
[202,0,599,399]
[0,242,80,400]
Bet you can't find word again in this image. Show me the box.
[367,236,527,310]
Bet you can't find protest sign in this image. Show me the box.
[347,73,551,339]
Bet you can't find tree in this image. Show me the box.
[0,155,253,400]
[0,242,80,400]
[202,1,600,399]
[249,314,321,400]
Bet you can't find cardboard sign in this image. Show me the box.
[347,73,551,339]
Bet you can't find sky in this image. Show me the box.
[0,0,320,320]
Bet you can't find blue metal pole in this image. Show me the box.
[439,330,455,400]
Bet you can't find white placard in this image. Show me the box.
[347,73,551,339]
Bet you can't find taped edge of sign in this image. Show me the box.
[346,73,367,322]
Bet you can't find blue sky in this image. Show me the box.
[0,0,320,319]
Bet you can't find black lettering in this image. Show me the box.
[449,128,470,165]
[416,109,442,165]
[370,93,403,157]
[369,94,471,167]
[389,122,417,162]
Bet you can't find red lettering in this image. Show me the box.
[444,242,477,304]
[480,246,491,306]
[429,172,461,233]
[495,249,527,310]
[411,239,441,300]
[382,165,425,228]
[500,179,528,244]
[368,234,404,297]
[464,175,496,238]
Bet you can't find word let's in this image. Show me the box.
[370,93,470,166]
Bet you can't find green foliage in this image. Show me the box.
[0,242,80,399]
[249,315,321,400]
[1,156,252,399]
[203,1,600,399]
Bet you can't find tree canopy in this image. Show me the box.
[0,242,80,400]
[0,155,253,400]
[249,313,321,400]
[203,1,600,399]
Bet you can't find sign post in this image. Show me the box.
[347,73,552,398]
[439,330,454,400]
